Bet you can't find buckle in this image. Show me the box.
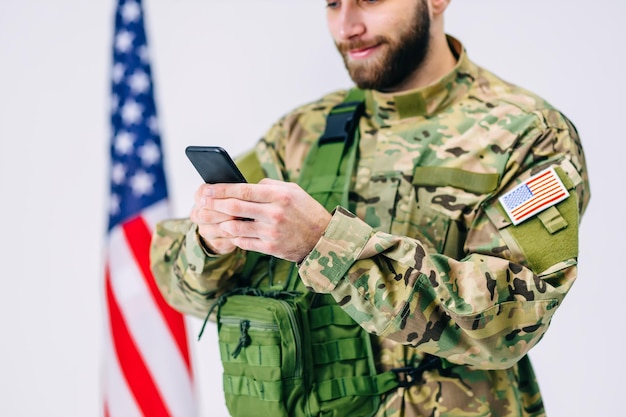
[318,101,365,145]
[391,366,420,388]
[391,355,442,388]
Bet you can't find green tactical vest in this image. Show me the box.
[202,89,438,417]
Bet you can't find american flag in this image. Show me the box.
[104,1,197,416]
[499,166,569,225]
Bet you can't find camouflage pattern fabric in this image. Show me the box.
[151,37,590,417]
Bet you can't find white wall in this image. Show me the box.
[0,1,623,416]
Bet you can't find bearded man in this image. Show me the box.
[151,1,590,416]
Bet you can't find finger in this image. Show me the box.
[203,182,283,204]
[218,218,267,240]
[191,205,237,225]
[194,184,215,205]
[210,198,272,223]
[197,223,235,240]
[200,236,238,255]
[229,236,274,255]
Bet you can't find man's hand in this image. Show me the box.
[190,178,332,262]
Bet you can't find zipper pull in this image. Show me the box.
[231,320,251,359]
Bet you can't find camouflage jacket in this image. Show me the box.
[151,37,590,417]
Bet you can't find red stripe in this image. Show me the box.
[511,183,560,215]
[515,192,566,220]
[122,216,193,373]
[105,268,172,417]
[529,178,557,195]
[526,169,552,186]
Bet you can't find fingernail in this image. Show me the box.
[203,187,214,197]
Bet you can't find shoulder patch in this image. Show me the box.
[499,167,569,225]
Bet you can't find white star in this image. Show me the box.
[121,1,141,23]
[111,94,119,112]
[128,70,150,94]
[109,193,121,215]
[138,141,161,166]
[129,170,154,196]
[112,63,125,84]
[111,162,127,184]
[147,116,159,134]
[137,45,150,63]
[114,131,135,155]
[121,99,143,125]
[115,30,134,53]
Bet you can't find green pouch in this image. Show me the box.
[218,292,309,417]
[217,288,397,417]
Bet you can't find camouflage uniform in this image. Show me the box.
[151,37,590,416]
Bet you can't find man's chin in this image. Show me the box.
[345,66,379,90]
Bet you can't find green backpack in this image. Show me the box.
[200,89,435,417]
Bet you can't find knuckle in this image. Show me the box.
[276,191,292,207]
[240,185,255,202]
[226,199,243,216]
[265,228,282,243]
[225,220,241,235]
[196,208,212,223]
[269,210,284,224]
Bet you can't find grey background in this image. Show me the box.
[1,1,622,416]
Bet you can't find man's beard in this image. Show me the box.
[336,1,431,91]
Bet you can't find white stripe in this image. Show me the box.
[142,200,171,232]
[103,306,143,417]
[108,226,197,417]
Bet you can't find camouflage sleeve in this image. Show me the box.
[299,112,590,370]
[149,218,246,319]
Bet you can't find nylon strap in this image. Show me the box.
[316,372,400,401]
[297,88,365,212]
[412,166,499,194]
[285,88,365,292]
[235,88,365,288]
[309,304,358,328]
[223,375,282,401]
[312,338,367,365]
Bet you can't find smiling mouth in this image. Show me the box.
[347,43,380,60]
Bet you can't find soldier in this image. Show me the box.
[151,0,590,416]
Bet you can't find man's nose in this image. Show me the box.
[337,5,366,40]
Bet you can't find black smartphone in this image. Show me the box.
[185,146,247,183]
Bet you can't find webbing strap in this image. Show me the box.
[412,166,499,194]
[537,206,568,234]
[298,88,365,212]
[312,338,367,365]
[223,375,282,401]
[286,88,365,292]
[237,89,365,292]
[309,304,357,329]
[220,343,281,366]
[316,372,399,401]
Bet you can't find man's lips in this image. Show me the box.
[347,44,379,59]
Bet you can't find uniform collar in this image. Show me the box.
[364,36,476,122]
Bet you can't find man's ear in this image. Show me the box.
[430,0,451,16]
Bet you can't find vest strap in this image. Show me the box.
[316,372,399,401]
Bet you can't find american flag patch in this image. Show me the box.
[499,167,569,225]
